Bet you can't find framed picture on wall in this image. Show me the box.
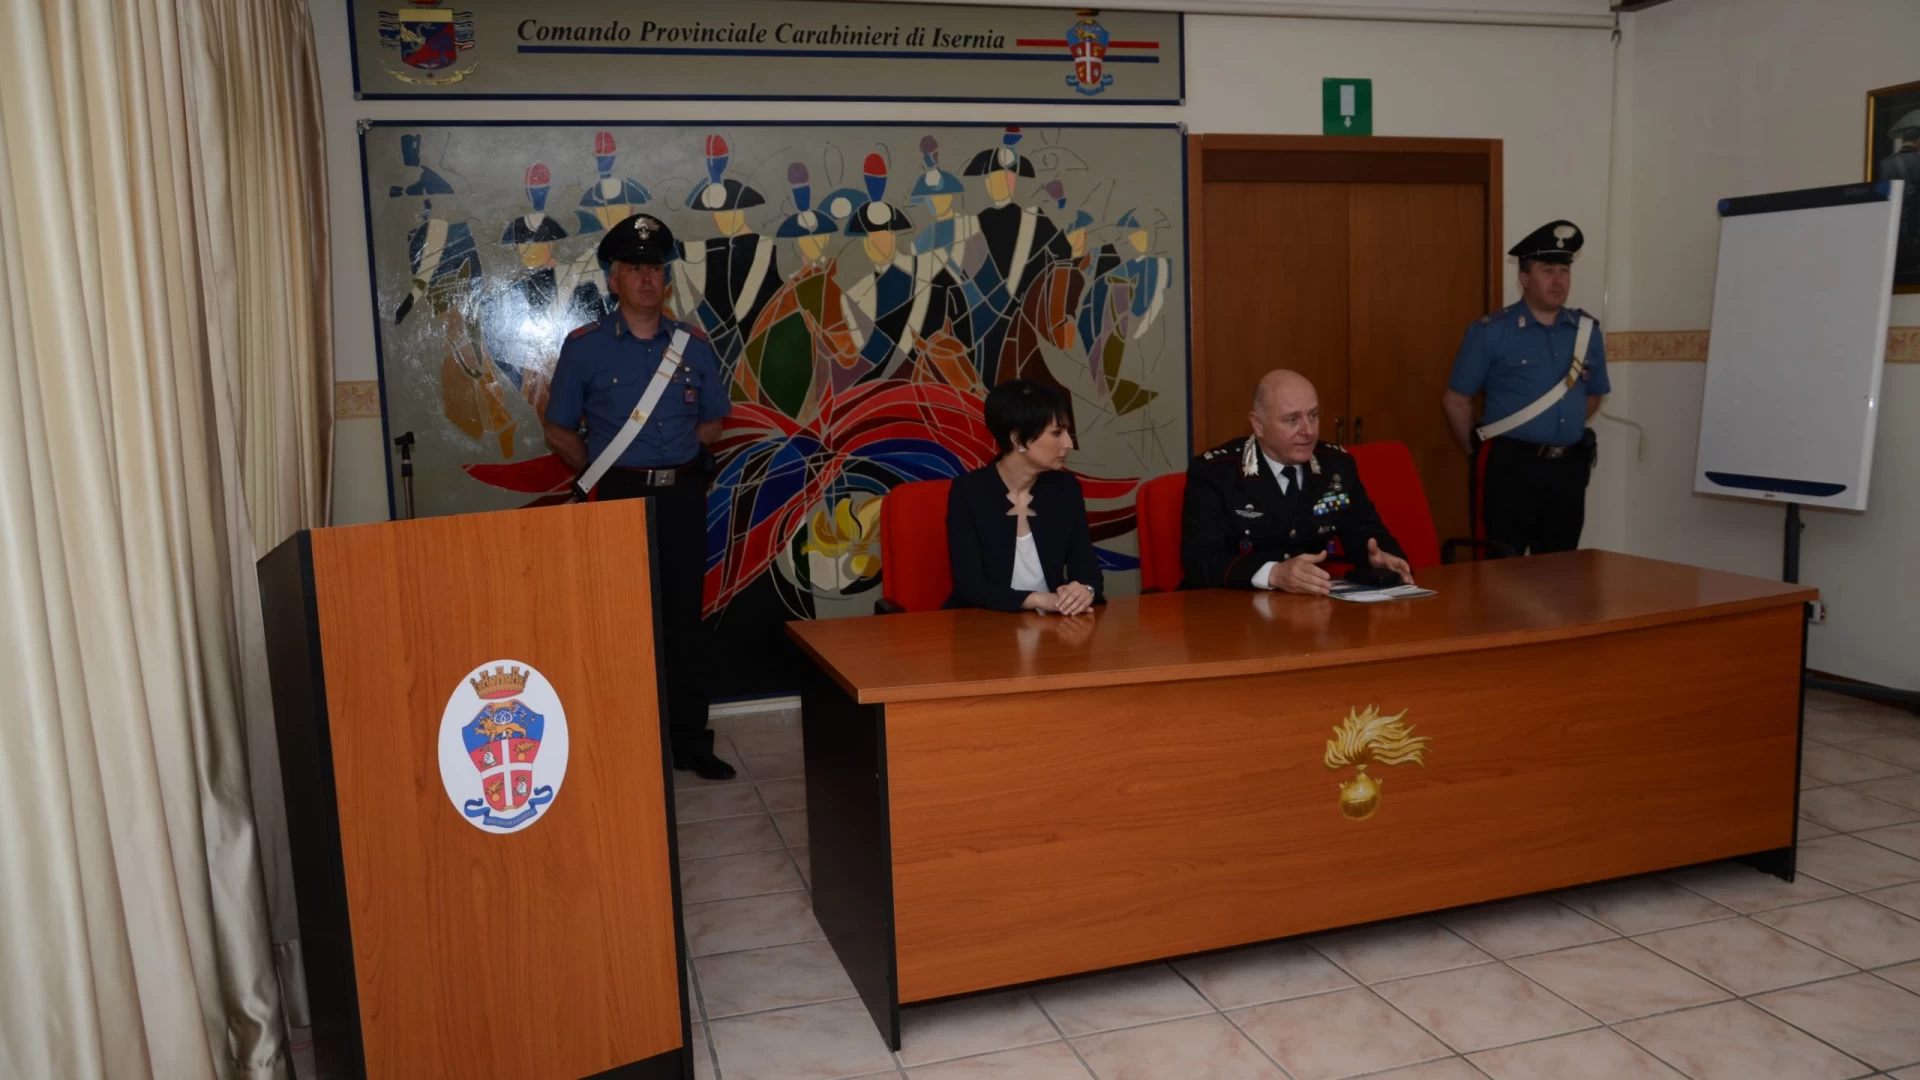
[1866,79,1920,292]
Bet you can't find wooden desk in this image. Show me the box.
[787,551,1815,1047]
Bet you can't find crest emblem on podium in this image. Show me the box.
[438,660,571,833]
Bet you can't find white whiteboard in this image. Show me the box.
[1695,182,1901,512]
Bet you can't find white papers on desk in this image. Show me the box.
[1329,583,1437,603]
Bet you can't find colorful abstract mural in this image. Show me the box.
[362,121,1187,696]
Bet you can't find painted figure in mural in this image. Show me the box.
[994,178,1086,424]
[373,124,1175,705]
[962,127,1073,389]
[905,136,980,390]
[389,130,468,326]
[387,131,456,201]
[1078,208,1170,416]
[563,130,652,321]
[735,162,857,424]
[841,153,922,385]
[478,162,573,421]
[677,135,781,381]
[388,133,515,458]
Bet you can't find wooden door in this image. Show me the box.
[1347,184,1488,541]
[1190,136,1501,540]
[1197,182,1351,450]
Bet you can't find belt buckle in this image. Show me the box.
[653,468,676,487]
[1541,444,1567,460]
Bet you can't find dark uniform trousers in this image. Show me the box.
[598,464,715,763]
[1477,432,1595,556]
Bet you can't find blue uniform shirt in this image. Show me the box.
[1447,300,1609,447]
[544,313,729,468]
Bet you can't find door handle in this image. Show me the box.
[1333,417,1344,444]
[1353,416,1365,444]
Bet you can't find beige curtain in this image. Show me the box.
[0,0,329,1076]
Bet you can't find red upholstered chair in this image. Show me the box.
[1347,441,1509,570]
[875,478,954,614]
[1134,472,1188,592]
[1346,442,1441,569]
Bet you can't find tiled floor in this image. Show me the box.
[681,692,1920,1080]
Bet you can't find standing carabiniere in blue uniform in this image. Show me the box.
[542,212,737,780]
[1441,220,1609,556]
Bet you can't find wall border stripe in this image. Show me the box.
[335,326,1920,421]
[1608,328,1920,363]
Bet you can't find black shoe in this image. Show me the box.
[675,749,737,781]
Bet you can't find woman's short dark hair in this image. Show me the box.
[984,380,1069,456]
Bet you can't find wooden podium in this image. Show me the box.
[259,500,693,1080]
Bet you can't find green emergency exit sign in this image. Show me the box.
[1323,78,1373,136]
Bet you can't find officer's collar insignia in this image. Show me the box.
[1517,315,1527,328]
[1309,453,1323,476]
[1241,436,1260,478]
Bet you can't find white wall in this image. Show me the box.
[1611,0,1920,690]
[317,7,1619,535]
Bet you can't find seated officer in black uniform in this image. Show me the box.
[1182,369,1411,594]
[542,213,737,780]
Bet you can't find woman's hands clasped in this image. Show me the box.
[1037,580,1097,616]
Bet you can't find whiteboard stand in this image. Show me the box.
[1702,182,1919,714]
[1781,502,1802,584]
[1783,502,1919,714]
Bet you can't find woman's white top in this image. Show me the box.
[1010,531,1047,592]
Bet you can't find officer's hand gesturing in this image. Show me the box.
[1268,551,1333,595]
[1367,538,1415,585]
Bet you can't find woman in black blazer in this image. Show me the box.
[945,380,1104,614]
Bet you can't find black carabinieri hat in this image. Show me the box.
[597,212,675,266]
[1509,220,1583,264]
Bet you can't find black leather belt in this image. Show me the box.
[1493,436,1579,460]
[613,461,700,487]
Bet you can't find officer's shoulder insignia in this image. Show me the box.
[677,320,710,342]
[567,323,597,340]
[1317,440,1349,455]
[1478,311,1501,326]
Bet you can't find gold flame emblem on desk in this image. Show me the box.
[1323,706,1431,821]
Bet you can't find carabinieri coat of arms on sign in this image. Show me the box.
[378,0,477,86]
[438,660,571,832]
[1066,11,1114,97]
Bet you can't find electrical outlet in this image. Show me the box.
[1808,600,1827,625]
